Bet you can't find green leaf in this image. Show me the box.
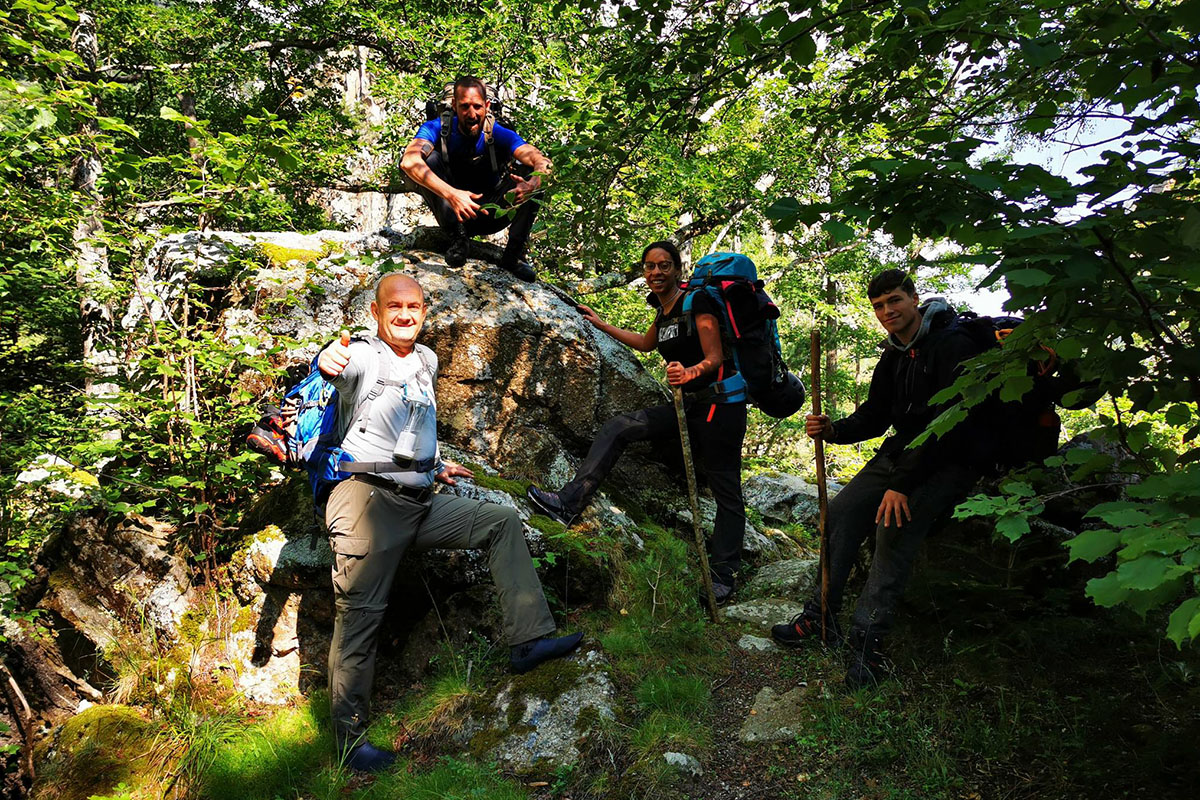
[765,197,800,220]
[1020,38,1063,67]
[160,105,188,122]
[1116,555,1189,591]
[995,513,1030,542]
[1166,596,1200,647]
[1164,403,1193,428]
[1005,268,1053,287]
[29,107,56,131]
[999,375,1034,403]
[1065,529,1120,563]
[1085,572,1128,607]
[1179,207,1200,249]
[1090,505,1152,527]
[789,34,816,66]
[822,220,855,243]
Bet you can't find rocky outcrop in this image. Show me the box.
[742,471,840,530]
[124,229,667,477]
[461,648,616,772]
[13,230,817,787]
[742,556,820,601]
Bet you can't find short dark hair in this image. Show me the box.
[453,76,489,102]
[867,268,916,299]
[641,240,682,270]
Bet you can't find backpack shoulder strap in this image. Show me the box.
[351,337,393,434]
[413,343,438,384]
[483,114,499,173]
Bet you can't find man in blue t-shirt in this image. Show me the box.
[400,76,552,282]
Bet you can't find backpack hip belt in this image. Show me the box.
[686,373,748,406]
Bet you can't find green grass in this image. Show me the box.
[630,710,712,756]
[359,757,528,800]
[634,672,710,716]
[203,698,335,799]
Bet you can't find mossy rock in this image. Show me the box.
[253,242,332,269]
[34,704,162,800]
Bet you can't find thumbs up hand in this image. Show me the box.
[318,330,353,377]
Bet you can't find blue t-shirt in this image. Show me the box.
[415,116,526,164]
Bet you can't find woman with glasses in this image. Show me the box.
[527,240,747,604]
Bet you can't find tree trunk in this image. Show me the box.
[823,276,837,415]
[72,10,120,441]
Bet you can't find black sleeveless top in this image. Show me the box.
[649,289,736,393]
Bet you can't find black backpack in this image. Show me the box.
[950,311,1070,469]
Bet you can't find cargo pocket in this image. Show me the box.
[330,534,371,599]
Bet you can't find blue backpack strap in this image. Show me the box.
[687,372,747,405]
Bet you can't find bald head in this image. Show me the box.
[375,273,424,305]
[371,273,427,355]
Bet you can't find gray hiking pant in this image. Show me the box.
[325,476,556,749]
[811,453,978,638]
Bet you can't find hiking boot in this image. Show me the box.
[526,485,578,526]
[844,629,887,690]
[343,742,397,773]
[510,632,584,674]
[701,580,735,608]
[446,236,470,267]
[499,257,536,282]
[770,605,842,648]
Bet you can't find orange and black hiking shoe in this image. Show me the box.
[771,605,842,648]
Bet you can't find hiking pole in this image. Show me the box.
[810,330,831,644]
[672,385,719,623]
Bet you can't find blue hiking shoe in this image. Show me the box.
[510,632,584,674]
[343,742,397,773]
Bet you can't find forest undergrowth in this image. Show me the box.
[33,481,1200,800]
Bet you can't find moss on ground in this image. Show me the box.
[253,241,341,269]
[460,462,528,498]
[35,705,161,800]
[526,513,567,537]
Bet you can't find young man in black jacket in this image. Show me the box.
[772,269,987,688]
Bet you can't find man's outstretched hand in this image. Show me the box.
[448,187,484,221]
[510,172,542,204]
[876,489,912,529]
[318,330,352,378]
[436,460,475,486]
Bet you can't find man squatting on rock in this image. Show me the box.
[317,274,582,773]
[772,269,990,689]
[400,76,551,283]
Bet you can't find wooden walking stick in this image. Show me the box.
[810,330,832,643]
[672,385,719,622]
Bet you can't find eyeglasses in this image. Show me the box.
[641,260,676,272]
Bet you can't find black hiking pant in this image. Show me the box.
[808,452,978,639]
[557,400,747,586]
[417,151,540,264]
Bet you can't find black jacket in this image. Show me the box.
[827,301,985,494]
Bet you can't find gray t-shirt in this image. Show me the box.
[329,337,440,489]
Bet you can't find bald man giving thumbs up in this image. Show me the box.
[319,273,582,774]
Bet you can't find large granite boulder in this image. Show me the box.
[124,230,667,477]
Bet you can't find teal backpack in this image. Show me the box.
[682,252,805,419]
